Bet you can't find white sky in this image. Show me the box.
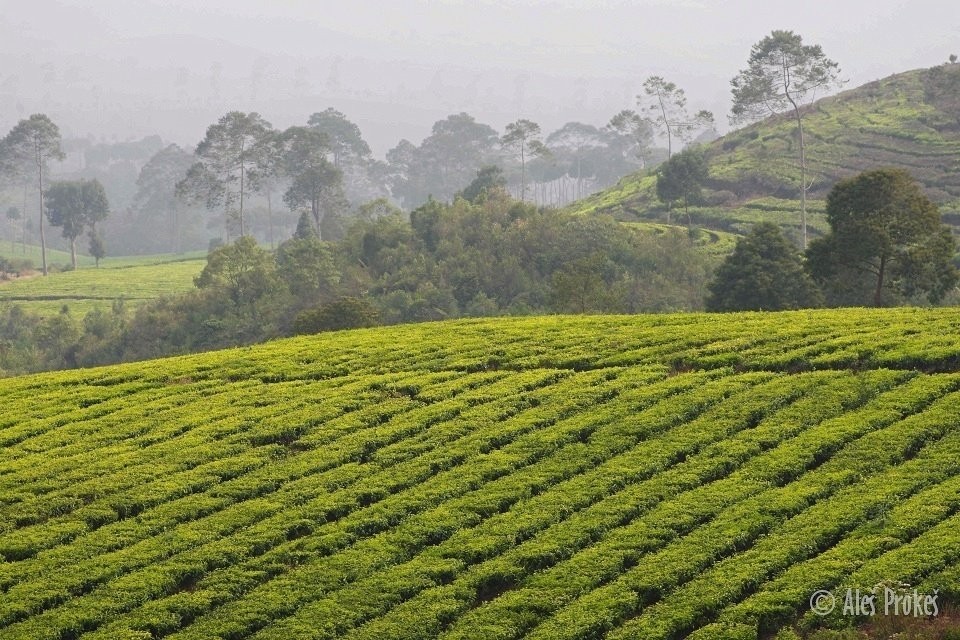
[2,0,957,155]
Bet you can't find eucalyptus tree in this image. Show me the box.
[731,30,843,248]
[0,114,64,275]
[177,111,272,238]
[639,77,713,159]
[501,119,548,203]
[278,126,346,239]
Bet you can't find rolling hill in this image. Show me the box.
[2,309,960,639]
[572,63,960,241]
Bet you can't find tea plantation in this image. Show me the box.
[2,309,960,639]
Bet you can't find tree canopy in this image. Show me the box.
[501,119,548,203]
[44,179,110,270]
[707,222,822,311]
[178,111,273,238]
[278,126,345,240]
[640,76,713,158]
[806,168,957,306]
[655,146,708,224]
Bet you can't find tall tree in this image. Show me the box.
[386,113,499,208]
[278,126,345,239]
[45,179,110,270]
[731,30,843,249]
[134,144,195,252]
[640,77,713,159]
[0,114,64,275]
[500,119,548,203]
[806,168,957,307]
[178,111,272,238]
[306,108,370,169]
[307,108,385,204]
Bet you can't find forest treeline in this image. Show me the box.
[0,182,716,375]
[0,103,703,259]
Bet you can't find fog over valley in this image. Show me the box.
[3,0,958,156]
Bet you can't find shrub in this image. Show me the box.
[292,296,380,334]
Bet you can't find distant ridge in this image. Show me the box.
[572,64,960,237]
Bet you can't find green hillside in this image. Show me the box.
[0,254,205,317]
[573,63,960,240]
[2,309,960,639]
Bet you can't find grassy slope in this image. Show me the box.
[572,64,960,241]
[2,309,960,639]
[0,252,205,317]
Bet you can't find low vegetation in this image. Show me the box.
[2,310,960,639]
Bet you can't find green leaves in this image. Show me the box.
[809,168,958,306]
[707,222,822,312]
[45,179,110,242]
[5,312,960,638]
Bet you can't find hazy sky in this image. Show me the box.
[2,0,958,156]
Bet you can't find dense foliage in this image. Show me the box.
[807,168,958,307]
[706,222,822,311]
[2,310,960,639]
[0,192,716,375]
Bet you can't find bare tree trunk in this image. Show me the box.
[520,143,526,203]
[782,58,808,250]
[267,188,275,249]
[795,107,808,249]
[70,237,77,270]
[38,160,47,276]
[22,183,28,255]
[577,153,582,200]
[656,90,673,158]
[239,155,246,237]
[874,255,886,307]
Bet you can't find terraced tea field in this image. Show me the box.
[2,309,960,639]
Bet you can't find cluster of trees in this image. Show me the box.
[1,70,721,260]
[707,168,958,311]
[0,115,113,271]
[0,176,716,375]
[175,109,366,244]
[385,110,674,210]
